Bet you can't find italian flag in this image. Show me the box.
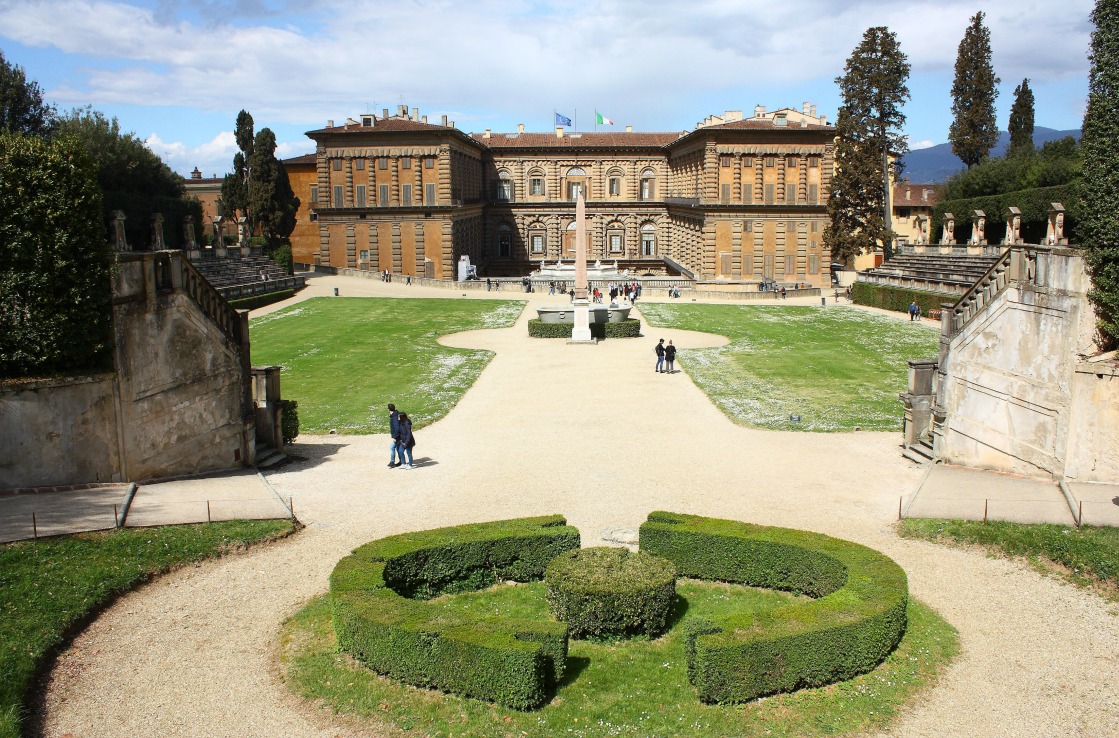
[596,111,614,126]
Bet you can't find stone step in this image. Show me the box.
[255,447,288,469]
[901,447,931,465]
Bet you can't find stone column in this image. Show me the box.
[1004,207,1022,245]
[970,210,986,245]
[1046,203,1067,245]
[941,213,956,245]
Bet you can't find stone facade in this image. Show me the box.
[293,105,835,286]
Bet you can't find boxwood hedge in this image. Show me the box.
[545,547,676,639]
[528,318,642,339]
[330,515,580,709]
[639,511,908,704]
[851,282,950,317]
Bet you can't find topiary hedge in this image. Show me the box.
[228,288,295,311]
[330,515,580,710]
[851,282,951,317]
[545,547,676,639]
[528,318,642,339]
[639,511,908,704]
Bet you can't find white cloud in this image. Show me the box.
[0,0,1095,139]
[910,140,938,150]
[140,129,309,178]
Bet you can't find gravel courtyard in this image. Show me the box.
[40,280,1119,737]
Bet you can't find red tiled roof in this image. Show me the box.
[701,118,833,131]
[474,132,683,148]
[183,177,223,185]
[282,153,317,165]
[306,117,453,135]
[893,184,942,207]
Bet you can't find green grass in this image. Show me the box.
[0,520,295,738]
[899,519,1119,599]
[638,304,939,431]
[249,297,524,433]
[283,581,958,738]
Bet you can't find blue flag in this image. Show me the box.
[555,112,572,127]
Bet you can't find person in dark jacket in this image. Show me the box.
[397,412,415,469]
[655,338,666,373]
[387,404,401,467]
[664,340,677,373]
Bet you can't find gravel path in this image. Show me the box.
[41,282,1119,737]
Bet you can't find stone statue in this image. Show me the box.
[236,216,250,247]
[1047,203,1067,245]
[111,210,129,251]
[914,215,928,245]
[941,213,956,245]
[212,216,223,247]
[1004,207,1022,245]
[970,210,986,246]
[150,213,165,250]
[182,215,197,249]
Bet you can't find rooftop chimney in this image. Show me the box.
[484,129,491,139]
[411,107,419,120]
[800,119,808,128]
[625,125,632,132]
[556,126,564,138]
[398,104,406,116]
[754,105,766,118]
[327,119,334,128]
[441,114,448,126]
[803,101,811,115]
[422,115,428,124]
[517,123,524,133]
[810,105,817,117]
[820,115,827,126]
[450,120,455,128]
[191,166,201,180]
[383,108,390,119]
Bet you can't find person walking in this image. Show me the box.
[397,412,415,469]
[908,300,919,321]
[654,338,666,373]
[387,403,401,467]
[664,340,677,373]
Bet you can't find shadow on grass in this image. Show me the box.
[555,655,591,688]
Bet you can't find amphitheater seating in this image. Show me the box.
[190,254,290,289]
[860,252,999,292]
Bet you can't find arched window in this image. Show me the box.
[497,224,512,258]
[640,223,656,257]
[564,220,578,255]
[566,167,587,201]
[496,171,513,201]
[528,222,546,254]
[640,168,656,200]
[566,167,586,177]
[607,168,624,197]
[528,169,546,197]
[605,221,625,255]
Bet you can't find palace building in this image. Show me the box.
[292,103,836,287]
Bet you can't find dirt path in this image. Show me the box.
[41,284,1119,737]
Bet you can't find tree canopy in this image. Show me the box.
[1079,0,1119,349]
[0,49,54,137]
[220,110,254,221]
[824,26,911,264]
[247,127,299,246]
[941,136,1080,201]
[57,107,200,249]
[949,12,1000,169]
[1008,79,1036,157]
[0,133,113,376]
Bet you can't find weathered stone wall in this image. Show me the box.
[937,248,1116,481]
[0,252,253,488]
[0,374,121,487]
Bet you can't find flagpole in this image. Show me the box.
[594,110,597,132]
[574,109,577,133]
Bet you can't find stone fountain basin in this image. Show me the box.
[536,305,632,324]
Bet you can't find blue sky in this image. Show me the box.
[0,0,1094,179]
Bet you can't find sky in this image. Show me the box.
[0,0,1095,179]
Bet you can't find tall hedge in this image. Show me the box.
[0,133,113,377]
[931,184,1074,246]
[851,282,951,317]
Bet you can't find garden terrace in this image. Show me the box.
[189,254,304,299]
[859,252,1000,296]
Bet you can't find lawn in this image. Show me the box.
[899,519,1119,600]
[0,520,295,738]
[249,297,525,433]
[638,304,940,431]
[283,580,958,738]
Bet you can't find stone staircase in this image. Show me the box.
[902,437,936,466]
[190,255,289,288]
[860,252,1001,296]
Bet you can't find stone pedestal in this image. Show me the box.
[571,299,593,342]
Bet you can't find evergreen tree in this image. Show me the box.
[949,12,1000,169]
[220,110,254,221]
[0,49,54,136]
[1080,0,1119,349]
[824,26,911,264]
[1008,78,1035,157]
[246,128,299,247]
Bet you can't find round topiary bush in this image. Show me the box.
[545,547,676,639]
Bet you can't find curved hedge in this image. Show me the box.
[528,318,642,339]
[330,515,580,709]
[545,547,676,639]
[851,282,950,316]
[639,511,908,704]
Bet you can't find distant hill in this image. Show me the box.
[900,127,1082,184]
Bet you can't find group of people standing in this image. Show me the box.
[387,403,417,469]
[654,338,677,373]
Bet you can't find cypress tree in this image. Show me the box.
[825,26,911,264]
[1080,0,1119,349]
[949,12,1000,169]
[220,110,254,222]
[246,128,299,248]
[1008,78,1035,157]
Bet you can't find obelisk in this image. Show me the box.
[570,191,594,342]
